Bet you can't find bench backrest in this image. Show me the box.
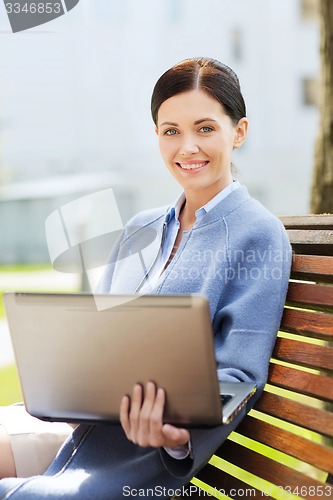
[189,215,333,499]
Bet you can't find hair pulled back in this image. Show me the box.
[151,57,246,126]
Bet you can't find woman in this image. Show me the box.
[0,57,292,498]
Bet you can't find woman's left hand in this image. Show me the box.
[120,381,190,449]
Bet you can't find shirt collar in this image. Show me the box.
[164,180,240,225]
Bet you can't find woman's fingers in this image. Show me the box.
[148,387,165,446]
[128,384,143,443]
[137,382,157,446]
[162,424,190,448]
[119,394,131,439]
[119,382,190,449]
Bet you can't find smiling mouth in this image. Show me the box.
[176,161,209,170]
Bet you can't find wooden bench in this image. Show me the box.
[183,214,333,499]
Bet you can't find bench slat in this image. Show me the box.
[254,392,333,437]
[189,215,333,500]
[272,337,333,371]
[281,308,333,340]
[237,415,333,475]
[279,215,333,229]
[268,363,333,402]
[214,440,333,500]
[286,282,333,312]
[287,229,333,246]
[286,229,333,256]
[290,254,333,283]
[189,463,274,499]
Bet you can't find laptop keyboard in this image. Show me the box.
[220,394,233,405]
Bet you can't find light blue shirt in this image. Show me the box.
[139,180,240,294]
[141,180,240,458]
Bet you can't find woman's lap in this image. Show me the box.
[0,423,190,499]
[0,405,73,478]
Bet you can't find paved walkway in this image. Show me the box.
[0,270,80,290]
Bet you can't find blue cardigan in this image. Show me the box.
[101,185,291,393]
[99,184,292,473]
[0,186,292,499]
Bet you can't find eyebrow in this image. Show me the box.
[159,118,218,127]
[194,118,218,125]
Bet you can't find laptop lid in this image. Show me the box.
[3,292,255,427]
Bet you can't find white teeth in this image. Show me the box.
[178,162,207,170]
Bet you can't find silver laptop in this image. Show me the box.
[3,292,256,427]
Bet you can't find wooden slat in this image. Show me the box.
[281,308,333,340]
[214,440,333,500]
[287,229,333,246]
[279,215,333,229]
[191,215,333,497]
[286,229,333,256]
[237,415,333,475]
[192,463,273,499]
[268,364,333,403]
[272,337,333,371]
[286,282,333,312]
[254,392,333,437]
[290,254,333,283]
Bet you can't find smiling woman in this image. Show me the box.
[156,90,248,211]
[0,58,292,499]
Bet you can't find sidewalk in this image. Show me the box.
[0,270,80,290]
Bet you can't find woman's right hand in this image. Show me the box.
[119,381,190,449]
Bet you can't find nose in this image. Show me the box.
[179,134,200,156]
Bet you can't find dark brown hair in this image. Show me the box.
[151,57,246,126]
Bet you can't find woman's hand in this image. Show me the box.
[120,381,190,449]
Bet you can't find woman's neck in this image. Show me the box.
[180,181,232,228]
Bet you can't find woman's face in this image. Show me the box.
[156,90,248,201]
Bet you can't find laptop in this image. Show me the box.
[3,292,256,427]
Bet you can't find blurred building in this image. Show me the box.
[0,0,319,264]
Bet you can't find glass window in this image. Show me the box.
[169,0,182,23]
[300,0,318,21]
[302,77,318,106]
[232,28,243,61]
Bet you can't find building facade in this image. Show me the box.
[0,0,319,263]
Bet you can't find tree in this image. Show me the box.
[310,0,333,213]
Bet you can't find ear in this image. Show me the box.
[233,118,249,149]
[155,127,159,135]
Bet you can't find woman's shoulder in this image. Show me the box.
[225,187,290,246]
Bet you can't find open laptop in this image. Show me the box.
[3,292,256,427]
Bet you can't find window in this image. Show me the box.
[302,77,318,106]
[169,0,182,23]
[300,0,318,21]
[231,29,243,61]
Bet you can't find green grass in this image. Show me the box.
[0,264,79,405]
[0,364,22,405]
[0,264,51,273]
[0,264,53,319]
[0,266,44,405]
